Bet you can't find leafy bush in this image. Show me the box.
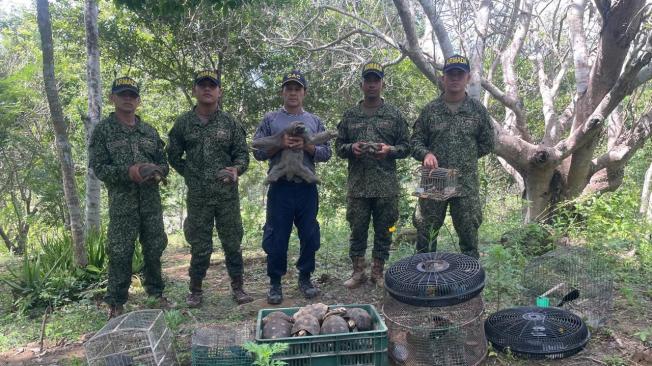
[481,244,526,309]
[499,223,555,257]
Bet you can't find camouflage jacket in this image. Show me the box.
[335,102,410,198]
[88,113,168,215]
[166,108,249,204]
[411,95,494,196]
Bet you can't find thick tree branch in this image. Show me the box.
[417,0,454,58]
[469,0,492,100]
[568,0,590,94]
[393,0,439,85]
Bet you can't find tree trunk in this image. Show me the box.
[641,162,652,222]
[84,0,102,235]
[36,0,88,267]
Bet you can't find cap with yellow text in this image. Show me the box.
[111,77,140,96]
[443,54,470,73]
[281,70,307,88]
[362,62,384,79]
[194,69,220,86]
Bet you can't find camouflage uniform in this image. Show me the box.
[411,95,494,258]
[166,108,249,282]
[88,112,169,306]
[335,103,410,261]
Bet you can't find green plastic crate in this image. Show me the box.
[255,304,388,366]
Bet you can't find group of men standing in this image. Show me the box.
[89,54,494,318]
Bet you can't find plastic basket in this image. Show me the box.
[255,304,388,366]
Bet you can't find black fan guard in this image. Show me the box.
[484,306,590,359]
[384,252,485,307]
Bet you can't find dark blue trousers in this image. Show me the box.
[262,181,321,281]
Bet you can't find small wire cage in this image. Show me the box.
[411,167,461,201]
[522,246,614,328]
[191,323,254,366]
[384,295,486,366]
[84,309,175,366]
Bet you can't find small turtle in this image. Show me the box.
[389,330,409,364]
[359,142,382,157]
[262,317,292,339]
[320,314,349,335]
[293,303,328,322]
[263,311,293,325]
[291,313,320,337]
[344,307,373,331]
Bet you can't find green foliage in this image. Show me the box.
[481,244,526,309]
[499,223,556,257]
[243,342,289,366]
[164,309,186,332]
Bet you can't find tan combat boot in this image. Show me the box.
[231,275,254,304]
[370,258,385,288]
[186,278,203,308]
[344,257,368,289]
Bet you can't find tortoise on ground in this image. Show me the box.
[291,313,320,337]
[263,311,293,325]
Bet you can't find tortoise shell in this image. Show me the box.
[262,317,292,339]
[263,311,293,325]
[293,303,328,322]
[291,313,320,337]
[320,314,349,335]
[344,307,373,331]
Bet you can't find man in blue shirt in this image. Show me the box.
[253,70,332,304]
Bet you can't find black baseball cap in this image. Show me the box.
[362,62,384,78]
[281,70,307,88]
[111,77,139,96]
[443,54,470,73]
[194,69,220,86]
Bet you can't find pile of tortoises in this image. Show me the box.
[261,303,374,339]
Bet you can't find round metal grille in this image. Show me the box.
[485,306,590,359]
[384,295,487,366]
[385,252,485,307]
[523,246,613,327]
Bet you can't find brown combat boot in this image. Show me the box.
[343,257,368,289]
[186,278,203,308]
[370,258,385,288]
[108,304,124,320]
[231,276,254,304]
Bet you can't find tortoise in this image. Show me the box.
[263,311,293,325]
[138,164,167,185]
[293,303,328,323]
[262,317,292,339]
[216,169,236,184]
[343,307,373,331]
[320,313,349,335]
[359,142,383,157]
[291,313,320,337]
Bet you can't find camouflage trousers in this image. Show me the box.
[185,198,244,281]
[105,201,167,306]
[412,195,482,258]
[347,196,399,261]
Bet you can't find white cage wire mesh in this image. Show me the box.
[383,295,487,366]
[411,167,461,201]
[191,322,254,366]
[522,246,614,328]
[84,309,175,366]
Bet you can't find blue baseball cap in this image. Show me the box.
[362,62,384,79]
[281,70,307,88]
[443,54,470,73]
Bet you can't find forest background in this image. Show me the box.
[0,0,651,365]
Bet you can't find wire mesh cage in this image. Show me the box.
[522,246,614,328]
[484,306,590,359]
[84,309,175,366]
[383,295,486,366]
[384,252,485,307]
[192,323,254,366]
[411,167,460,201]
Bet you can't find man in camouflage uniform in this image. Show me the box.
[335,62,410,289]
[89,77,172,318]
[411,55,494,258]
[166,70,253,307]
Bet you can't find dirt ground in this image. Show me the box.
[1,246,651,366]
